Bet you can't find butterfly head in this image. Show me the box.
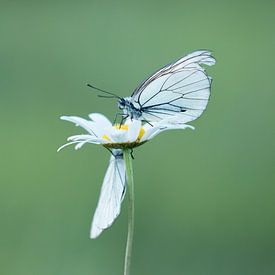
[118,97,142,119]
[118,97,126,110]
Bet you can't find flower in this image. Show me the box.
[58,113,194,152]
[58,113,194,238]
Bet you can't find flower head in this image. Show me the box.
[58,113,194,152]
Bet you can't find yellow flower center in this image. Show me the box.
[113,124,129,131]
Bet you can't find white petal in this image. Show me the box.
[127,120,141,142]
[61,116,100,137]
[75,141,88,150]
[57,141,79,152]
[109,128,128,143]
[57,134,105,152]
[140,124,160,142]
[89,113,112,129]
[151,124,193,139]
[67,134,104,143]
[90,151,126,239]
[141,121,194,141]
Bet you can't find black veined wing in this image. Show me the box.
[130,50,216,123]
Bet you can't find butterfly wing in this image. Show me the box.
[90,150,126,239]
[131,50,216,123]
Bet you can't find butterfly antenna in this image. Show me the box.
[98,95,118,98]
[86,83,122,99]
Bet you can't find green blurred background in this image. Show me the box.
[1,0,275,274]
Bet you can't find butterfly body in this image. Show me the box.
[118,97,142,120]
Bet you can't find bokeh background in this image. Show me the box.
[1,0,275,274]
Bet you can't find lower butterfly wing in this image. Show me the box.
[90,151,126,239]
[131,50,215,123]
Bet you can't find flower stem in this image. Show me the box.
[123,149,134,275]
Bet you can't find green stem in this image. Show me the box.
[123,149,134,275]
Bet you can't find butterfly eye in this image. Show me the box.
[118,98,125,109]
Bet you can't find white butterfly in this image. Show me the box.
[90,149,126,239]
[118,50,215,123]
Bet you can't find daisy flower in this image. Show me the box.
[58,113,193,238]
[58,113,193,152]
[58,112,194,275]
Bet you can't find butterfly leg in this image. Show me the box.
[113,112,125,125]
[119,115,129,128]
[142,118,153,127]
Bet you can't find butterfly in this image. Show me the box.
[88,50,215,125]
[117,50,215,124]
